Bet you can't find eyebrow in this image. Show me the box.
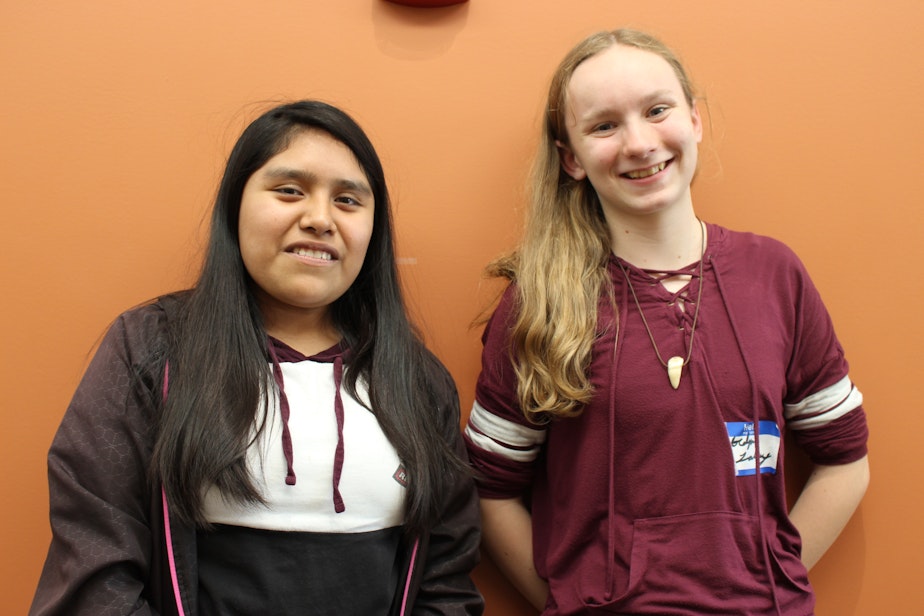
[262,166,373,196]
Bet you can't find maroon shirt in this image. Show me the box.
[465,224,868,615]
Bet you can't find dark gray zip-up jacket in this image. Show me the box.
[30,295,484,615]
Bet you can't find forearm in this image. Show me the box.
[788,455,870,570]
[479,497,548,611]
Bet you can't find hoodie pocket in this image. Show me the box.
[580,511,774,613]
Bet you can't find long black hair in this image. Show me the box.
[151,101,465,536]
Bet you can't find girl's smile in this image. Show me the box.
[557,44,702,225]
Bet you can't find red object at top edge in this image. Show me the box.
[385,0,468,6]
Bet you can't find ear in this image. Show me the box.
[556,139,587,181]
[691,102,704,144]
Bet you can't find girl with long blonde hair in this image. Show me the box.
[465,29,869,615]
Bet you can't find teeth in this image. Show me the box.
[626,162,666,179]
[293,248,332,260]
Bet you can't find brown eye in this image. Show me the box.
[274,186,303,196]
[335,195,361,206]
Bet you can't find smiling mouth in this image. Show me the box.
[292,247,333,261]
[623,161,667,179]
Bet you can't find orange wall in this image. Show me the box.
[2,1,921,613]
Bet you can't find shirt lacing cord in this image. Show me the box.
[643,264,703,328]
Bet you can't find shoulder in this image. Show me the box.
[710,224,800,262]
[707,225,833,333]
[475,283,520,372]
[709,224,810,282]
[115,291,186,337]
[99,291,191,372]
[481,283,519,341]
[57,294,190,445]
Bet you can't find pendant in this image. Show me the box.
[667,356,684,390]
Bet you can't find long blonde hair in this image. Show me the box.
[491,29,698,422]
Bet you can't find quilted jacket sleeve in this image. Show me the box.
[410,374,484,615]
[30,305,166,616]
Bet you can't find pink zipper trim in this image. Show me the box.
[399,538,420,615]
[162,487,187,616]
[160,363,187,615]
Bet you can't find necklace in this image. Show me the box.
[616,220,706,390]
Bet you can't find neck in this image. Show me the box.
[259,300,341,357]
[608,209,703,271]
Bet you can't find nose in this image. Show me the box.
[298,196,335,235]
[621,119,657,158]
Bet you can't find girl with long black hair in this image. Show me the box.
[31,100,483,615]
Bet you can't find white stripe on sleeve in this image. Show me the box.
[465,400,547,463]
[785,375,863,430]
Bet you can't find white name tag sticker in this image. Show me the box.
[726,421,780,476]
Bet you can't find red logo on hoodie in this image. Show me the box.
[392,465,408,488]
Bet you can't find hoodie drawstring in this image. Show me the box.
[712,257,784,616]
[331,355,346,513]
[267,342,347,513]
[604,276,627,603]
[267,343,298,486]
